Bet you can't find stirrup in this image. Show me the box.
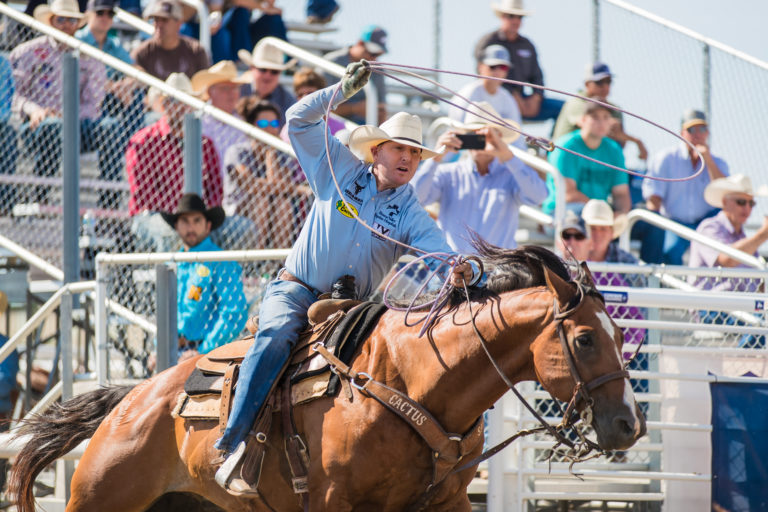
[214,441,260,497]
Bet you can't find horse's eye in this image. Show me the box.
[574,334,593,349]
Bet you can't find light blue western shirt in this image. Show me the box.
[642,143,729,224]
[412,155,547,252]
[177,236,247,354]
[286,85,454,299]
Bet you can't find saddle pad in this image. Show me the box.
[176,393,221,420]
[184,367,225,396]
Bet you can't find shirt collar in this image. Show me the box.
[715,210,740,236]
[184,235,216,252]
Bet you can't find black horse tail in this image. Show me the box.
[9,385,134,512]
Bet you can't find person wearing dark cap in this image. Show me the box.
[642,108,729,265]
[161,193,247,360]
[323,24,388,124]
[552,62,647,162]
[131,0,210,80]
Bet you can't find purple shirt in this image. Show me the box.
[689,211,759,292]
[9,36,107,121]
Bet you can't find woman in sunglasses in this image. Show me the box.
[222,97,310,248]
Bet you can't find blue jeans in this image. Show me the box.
[0,121,18,213]
[630,219,665,264]
[662,209,719,265]
[20,116,122,204]
[306,0,338,17]
[216,277,319,452]
[0,336,19,415]
[182,7,253,63]
[523,96,565,123]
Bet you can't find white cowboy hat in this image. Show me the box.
[491,0,532,17]
[450,101,521,144]
[347,112,438,163]
[581,199,628,239]
[238,41,296,71]
[147,72,199,108]
[191,61,250,98]
[704,174,768,208]
[34,0,86,28]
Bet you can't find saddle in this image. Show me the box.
[173,299,387,497]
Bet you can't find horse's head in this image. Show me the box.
[532,263,646,451]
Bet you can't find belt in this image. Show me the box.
[278,269,319,295]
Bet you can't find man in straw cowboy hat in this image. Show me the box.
[412,101,546,252]
[160,193,247,360]
[191,60,251,164]
[10,0,121,204]
[126,73,222,250]
[132,0,210,80]
[238,40,297,122]
[689,174,768,347]
[642,108,730,265]
[213,61,475,494]
[474,0,563,121]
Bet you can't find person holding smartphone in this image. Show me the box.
[411,102,547,252]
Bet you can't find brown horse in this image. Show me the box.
[10,244,646,512]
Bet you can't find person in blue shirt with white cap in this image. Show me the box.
[214,61,475,495]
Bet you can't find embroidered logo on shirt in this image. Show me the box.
[372,221,390,241]
[517,49,532,58]
[196,265,210,277]
[188,285,203,301]
[344,179,366,203]
[336,200,359,218]
[386,204,401,217]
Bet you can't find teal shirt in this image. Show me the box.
[76,27,133,81]
[542,130,627,214]
[177,236,247,354]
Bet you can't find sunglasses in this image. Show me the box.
[502,13,523,19]
[96,9,115,17]
[256,119,280,129]
[731,198,756,208]
[53,16,80,24]
[257,68,281,75]
[594,77,612,86]
[489,64,510,72]
[562,231,586,241]
[686,125,708,134]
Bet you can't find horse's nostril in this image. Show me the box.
[613,416,635,437]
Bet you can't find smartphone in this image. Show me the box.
[456,133,486,150]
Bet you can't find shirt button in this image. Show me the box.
[348,265,353,269]
[356,243,360,247]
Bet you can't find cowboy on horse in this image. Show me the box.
[214,60,475,494]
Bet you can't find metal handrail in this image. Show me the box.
[177,0,210,58]
[260,36,380,125]
[113,7,154,35]
[95,248,292,266]
[0,234,64,281]
[618,209,766,269]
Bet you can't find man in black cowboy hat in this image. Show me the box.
[161,193,247,360]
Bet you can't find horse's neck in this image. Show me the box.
[371,289,551,435]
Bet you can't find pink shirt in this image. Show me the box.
[9,36,107,121]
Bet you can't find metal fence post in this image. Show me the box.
[647,273,662,493]
[95,258,108,386]
[592,0,600,63]
[183,113,203,196]
[702,42,711,121]
[58,289,74,500]
[62,52,80,285]
[155,263,177,371]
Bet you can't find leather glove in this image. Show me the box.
[341,59,371,99]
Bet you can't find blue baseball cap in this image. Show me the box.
[584,62,612,82]
[360,25,388,55]
[480,45,511,67]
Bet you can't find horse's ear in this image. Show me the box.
[579,261,597,288]
[543,266,572,306]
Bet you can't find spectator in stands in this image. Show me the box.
[279,66,346,143]
[582,199,647,390]
[556,210,591,261]
[323,25,388,124]
[448,45,523,147]
[542,102,630,217]
[238,41,296,122]
[224,97,310,248]
[0,54,17,213]
[474,0,562,121]
[191,60,250,163]
[161,193,247,361]
[642,109,729,265]
[552,62,647,160]
[126,73,222,251]
[689,175,767,347]
[412,102,546,252]
[132,0,210,80]
[305,0,339,24]
[11,0,121,204]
